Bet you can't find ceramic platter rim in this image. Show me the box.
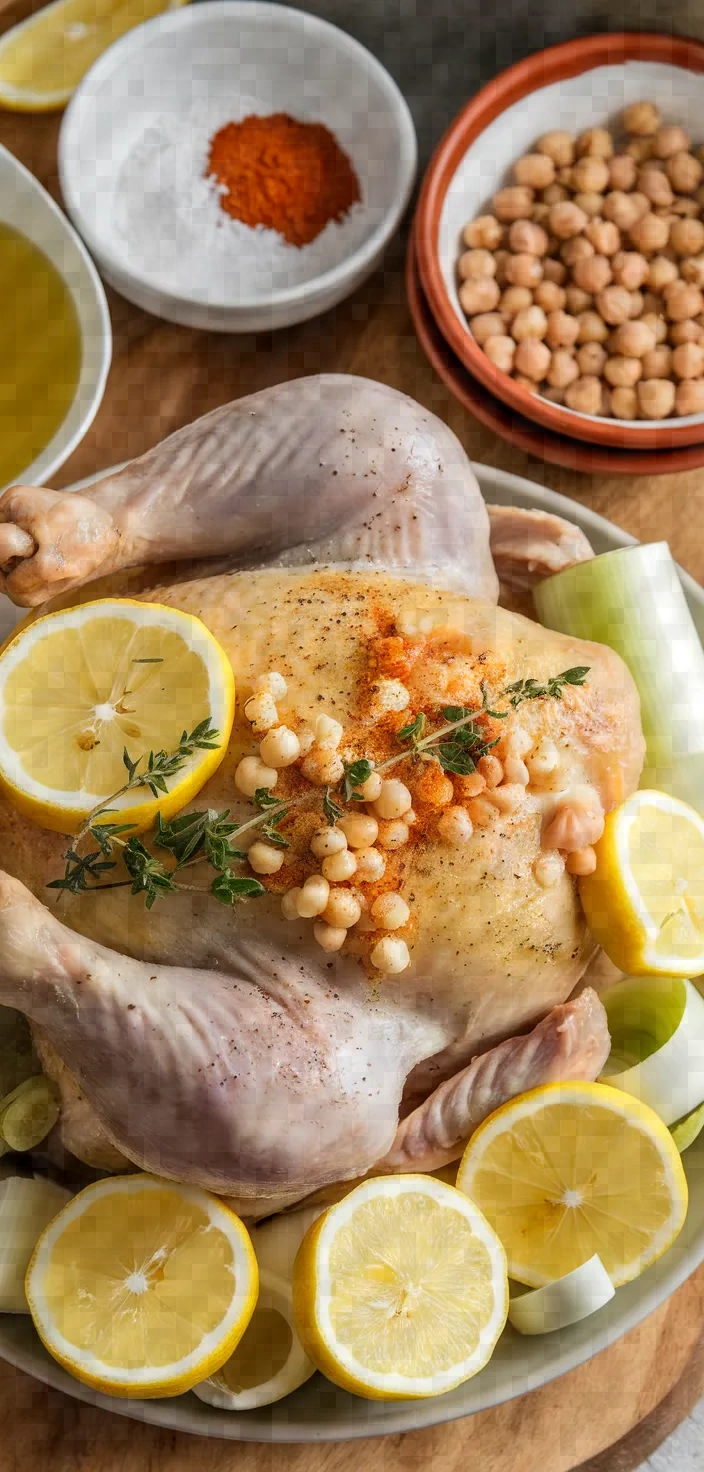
[0,464,701,1441]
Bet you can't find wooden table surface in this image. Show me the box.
[1,5,704,1464]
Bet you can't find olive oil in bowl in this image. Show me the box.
[0,223,82,488]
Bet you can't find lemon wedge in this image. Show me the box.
[0,598,234,835]
[292,1175,508,1400]
[25,1174,258,1397]
[0,0,189,111]
[578,790,704,978]
[456,1082,688,1289]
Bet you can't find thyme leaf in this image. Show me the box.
[344,758,373,801]
[323,788,343,825]
[211,871,266,906]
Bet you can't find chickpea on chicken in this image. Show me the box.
[459,102,704,418]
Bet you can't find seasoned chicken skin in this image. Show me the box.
[0,376,643,1202]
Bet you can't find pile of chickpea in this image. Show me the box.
[458,101,704,420]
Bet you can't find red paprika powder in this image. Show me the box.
[206,113,361,248]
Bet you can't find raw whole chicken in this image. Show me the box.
[0,376,643,1213]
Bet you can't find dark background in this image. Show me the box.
[263,0,696,165]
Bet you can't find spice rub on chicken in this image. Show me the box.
[0,375,642,1208]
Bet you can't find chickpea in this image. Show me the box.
[506,252,543,288]
[637,378,677,418]
[576,340,607,375]
[321,848,358,883]
[499,285,533,319]
[354,846,386,882]
[611,385,639,419]
[503,755,530,785]
[642,345,672,378]
[541,183,569,207]
[376,819,410,850]
[609,153,637,191]
[281,887,303,920]
[571,156,610,194]
[483,334,516,373]
[623,100,661,136]
[561,236,594,268]
[370,892,411,930]
[640,310,668,344]
[532,202,551,225]
[511,304,548,341]
[542,256,568,284]
[565,376,603,414]
[669,319,703,345]
[494,185,534,222]
[665,282,704,321]
[609,319,656,357]
[681,255,704,287]
[458,247,496,281]
[670,217,704,256]
[508,219,549,255]
[373,778,412,821]
[533,851,566,889]
[584,219,621,257]
[627,289,644,319]
[596,284,632,325]
[546,348,579,389]
[469,312,506,345]
[301,747,344,787]
[672,341,704,378]
[549,200,588,239]
[611,250,648,289]
[576,309,609,344]
[565,285,593,315]
[256,670,287,701]
[235,754,277,797]
[259,725,301,768]
[629,212,670,252]
[322,889,362,930]
[675,379,704,414]
[576,126,613,160]
[667,151,703,193]
[573,192,605,219]
[459,277,501,316]
[491,248,508,285]
[514,152,556,189]
[338,812,379,849]
[603,355,642,388]
[244,689,279,732]
[514,339,551,380]
[573,254,612,293]
[248,840,284,875]
[310,826,348,860]
[463,215,504,250]
[637,167,674,208]
[671,195,700,217]
[513,374,539,394]
[477,753,503,787]
[647,255,678,293]
[626,138,655,163]
[566,847,597,877]
[313,922,346,954]
[536,130,575,167]
[296,874,330,917]
[534,280,566,312]
[505,726,532,759]
[603,191,644,231]
[653,124,691,159]
[489,782,527,814]
[546,309,581,348]
[370,935,410,975]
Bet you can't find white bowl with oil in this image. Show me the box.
[0,146,111,492]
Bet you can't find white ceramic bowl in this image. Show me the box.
[58,1,417,332]
[0,146,111,491]
[0,461,702,1440]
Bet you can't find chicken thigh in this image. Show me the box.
[0,376,642,1202]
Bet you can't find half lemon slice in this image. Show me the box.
[578,789,704,977]
[456,1082,688,1289]
[292,1175,508,1400]
[0,598,234,834]
[25,1174,258,1398]
[0,0,189,111]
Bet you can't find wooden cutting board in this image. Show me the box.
[1,4,704,1465]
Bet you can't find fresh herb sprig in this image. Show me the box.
[504,666,590,709]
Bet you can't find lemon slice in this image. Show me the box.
[292,1175,508,1400]
[456,1082,688,1289]
[578,790,704,978]
[0,598,234,835]
[0,0,190,111]
[25,1174,258,1398]
[194,1268,316,1411]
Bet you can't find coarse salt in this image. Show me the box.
[111,101,371,304]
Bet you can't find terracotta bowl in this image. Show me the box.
[415,31,704,451]
[407,224,704,474]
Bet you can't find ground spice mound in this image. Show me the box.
[206,113,361,248]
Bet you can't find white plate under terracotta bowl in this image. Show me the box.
[0,146,111,491]
[415,31,704,451]
[58,1,417,333]
[0,462,701,1440]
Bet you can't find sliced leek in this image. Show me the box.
[0,1077,59,1152]
[671,1100,704,1153]
[534,543,704,809]
[0,1175,70,1312]
[600,976,704,1126]
[508,1256,615,1336]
